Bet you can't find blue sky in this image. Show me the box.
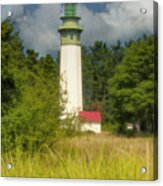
[23,3,107,13]
[1,1,153,57]
[85,2,106,12]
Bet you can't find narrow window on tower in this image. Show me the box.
[70,33,73,40]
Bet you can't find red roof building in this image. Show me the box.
[79,111,102,124]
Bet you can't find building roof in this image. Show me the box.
[79,111,102,124]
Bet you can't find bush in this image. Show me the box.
[102,123,120,133]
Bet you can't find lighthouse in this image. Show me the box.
[58,3,102,133]
[59,3,83,115]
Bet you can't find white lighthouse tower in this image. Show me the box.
[59,3,83,115]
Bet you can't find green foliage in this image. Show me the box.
[82,41,123,123]
[1,20,76,153]
[82,36,156,133]
[1,20,25,116]
[109,36,155,132]
[102,123,120,133]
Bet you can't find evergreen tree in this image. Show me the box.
[1,20,62,152]
[109,36,155,132]
[1,20,25,116]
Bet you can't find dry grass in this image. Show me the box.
[1,133,156,180]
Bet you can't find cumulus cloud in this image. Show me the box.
[16,4,61,56]
[79,0,153,45]
[78,4,112,46]
[1,4,60,56]
[1,1,154,56]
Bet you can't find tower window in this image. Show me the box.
[70,34,73,40]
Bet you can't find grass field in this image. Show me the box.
[1,133,156,180]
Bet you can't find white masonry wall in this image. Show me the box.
[60,45,83,114]
[81,123,101,133]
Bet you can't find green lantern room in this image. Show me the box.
[58,3,83,45]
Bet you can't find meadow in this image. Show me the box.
[1,133,156,180]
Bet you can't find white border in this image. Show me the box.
[0,0,163,186]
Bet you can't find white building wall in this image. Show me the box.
[60,45,83,114]
[81,123,101,133]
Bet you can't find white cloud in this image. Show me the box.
[79,0,153,45]
[16,4,61,56]
[1,1,154,56]
[78,4,111,46]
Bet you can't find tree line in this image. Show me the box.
[82,36,157,134]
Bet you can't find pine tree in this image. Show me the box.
[109,36,155,132]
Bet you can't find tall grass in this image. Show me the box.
[1,133,155,180]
